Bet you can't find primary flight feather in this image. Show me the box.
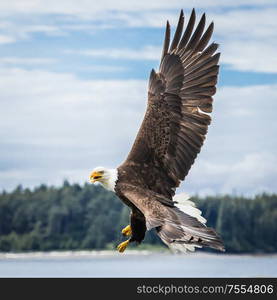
[90,9,224,253]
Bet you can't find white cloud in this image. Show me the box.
[0,57,57,65]
[119,7,277,73]
[116,7,277,73]
[185,152,277,197]
[21,24,65,36]
[0,1,275,16]
[221,42,277,73]
[0,1,276,74]
[67,46,161,61]
[213,9,277,39]
[0,34,16,44]
[0,65,276,194]
[0,67,147,190]
[183,84,277,195]
[0,1,276,192]
[210,8,277,73]
[0,20,65,44]
[61,7,277,73]
[76,65,128,73]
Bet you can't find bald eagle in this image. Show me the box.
[90,9,224,253]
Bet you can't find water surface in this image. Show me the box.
[0,251,276,278]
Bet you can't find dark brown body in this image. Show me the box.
[112,9,225,252]
[115,166,147,243]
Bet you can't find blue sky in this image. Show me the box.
[0,0,277,195]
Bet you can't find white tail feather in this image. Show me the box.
[168,242,202,253]
[157,193,224,253]
[174,192,207,225]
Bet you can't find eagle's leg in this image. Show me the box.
[117,236,137,253]
[117,225,132,253]
[117,239,130,253]
[121,224,132,236]
[117,208,146,253]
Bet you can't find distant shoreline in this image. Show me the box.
[1,250,276,260]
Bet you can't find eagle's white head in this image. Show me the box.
[89,166,118,192]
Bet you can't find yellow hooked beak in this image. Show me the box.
[89,171,103,183]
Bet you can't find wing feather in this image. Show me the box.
[178,9,196,49]
[169,9,184,52]
[194,22,214,53]
[184,13,206,52]
[160,21,171,62]
[120,9,220,199]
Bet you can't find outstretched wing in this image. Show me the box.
[120,9,220,199]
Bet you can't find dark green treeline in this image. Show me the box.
[0,182,276,253]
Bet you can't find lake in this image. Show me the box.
[0,251,276,278]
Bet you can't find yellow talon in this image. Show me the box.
[121,225,132,236]
[117,240,129,253]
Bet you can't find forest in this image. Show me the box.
[0,181,276,253]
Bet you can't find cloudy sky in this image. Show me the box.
[0,0,276,196]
